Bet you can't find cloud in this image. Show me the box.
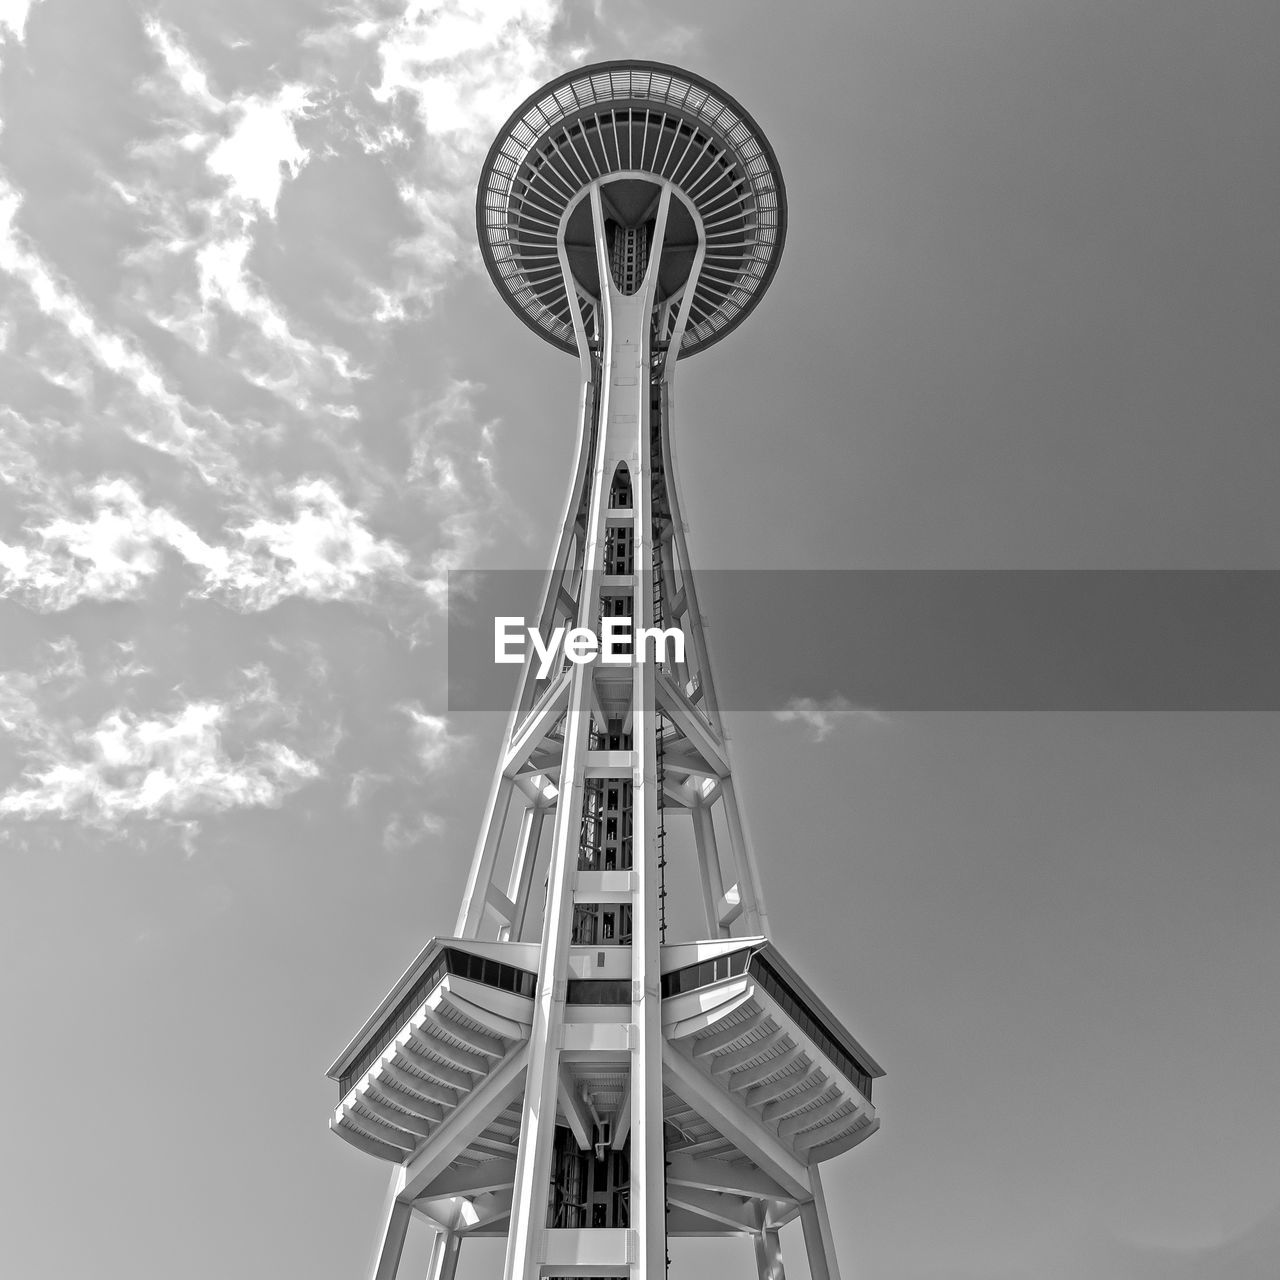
[359,0,587,316]
[129,20,358,411]
[205,82,314,216]
[773,694,887,742]
[0,477,183,608]
[0,0,40,43]
[0,476,412,612]
[216,479,410,610]
[0,666,324,832]
[382,809,445,851]
[401,703,467,773]
[0,179,239,480]
[404,378,513,605]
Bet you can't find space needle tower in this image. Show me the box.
[327,61,883,1280]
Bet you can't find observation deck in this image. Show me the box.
[328,937,881,1213]
[476,60,787,357]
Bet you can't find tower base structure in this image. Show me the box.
[329,936,879,1279]
[328,62,883,1279]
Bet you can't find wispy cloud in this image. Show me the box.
[0,178,239,480]
[357,0,587,316]
[773,694,888,742]
[0,663,325,834]
[404,377,513,605]
[124,20,360,415]
[382,808,445,851]
[219,478,411,610]
[0,475,412,611]
[401,702,467,773]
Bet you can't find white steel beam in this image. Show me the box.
[427,1227,462,1280]
[400,1045,529,1202]
[665,1185,756,1232]
[692,800,729,938]
[665,1154,789,1202]
[418,1159,518,1200]
[754,1225,787,1280]
[662,1042,810,1201]
[798,1168,843,1280]
[367,1173,413,1280]
[557,1077,594,1150]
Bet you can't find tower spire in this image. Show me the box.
[328,61,882,1280]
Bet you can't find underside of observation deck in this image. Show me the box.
[328,938,880,1249]
[477,60,787,357]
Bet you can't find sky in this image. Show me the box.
[1,1,1278,1278]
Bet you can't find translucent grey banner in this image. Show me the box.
[447,571,1280,711]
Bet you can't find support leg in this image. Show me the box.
[692,800,728,937]
[799,1167,843,1280]
[718,776,770,935]
[426,1228,461,1280]
[367,1172,412,1280]
[505,803,547,942]
[753,1225,787,1280]
[455,776,515,938]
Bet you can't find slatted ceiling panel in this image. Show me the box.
[435,1006,507,1051]
[758,1068,819,1108]
[806,1102,861,1139]
[814,1110,873,1149]
[780,1085,843,1126]
[739,1041,807,1087]
[689,997,761,1054]
[406,1031,476,1077]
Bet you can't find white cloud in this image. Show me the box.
[0,669,324,831]
[773,695,887,742]
[193,234,364,403]
[0,476,411,612]
[0,477,181,608]
[206,82,314,216]
[0,0,40,42]
[382,809,445,850]
[361,0,584,317]
[220,479,410,609]
[143,16,222,113]
[0,179,242,481]
[405,378,514,605]
[372,0,563,134]
[130,21,357,410]
[401,703,467,773]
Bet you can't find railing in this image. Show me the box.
[337,948,537,1099]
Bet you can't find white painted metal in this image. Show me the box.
[799,1168,843,1280]
[753,1225,787,1280]
[427,1228,461,1280]
[333,61,880,1280]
